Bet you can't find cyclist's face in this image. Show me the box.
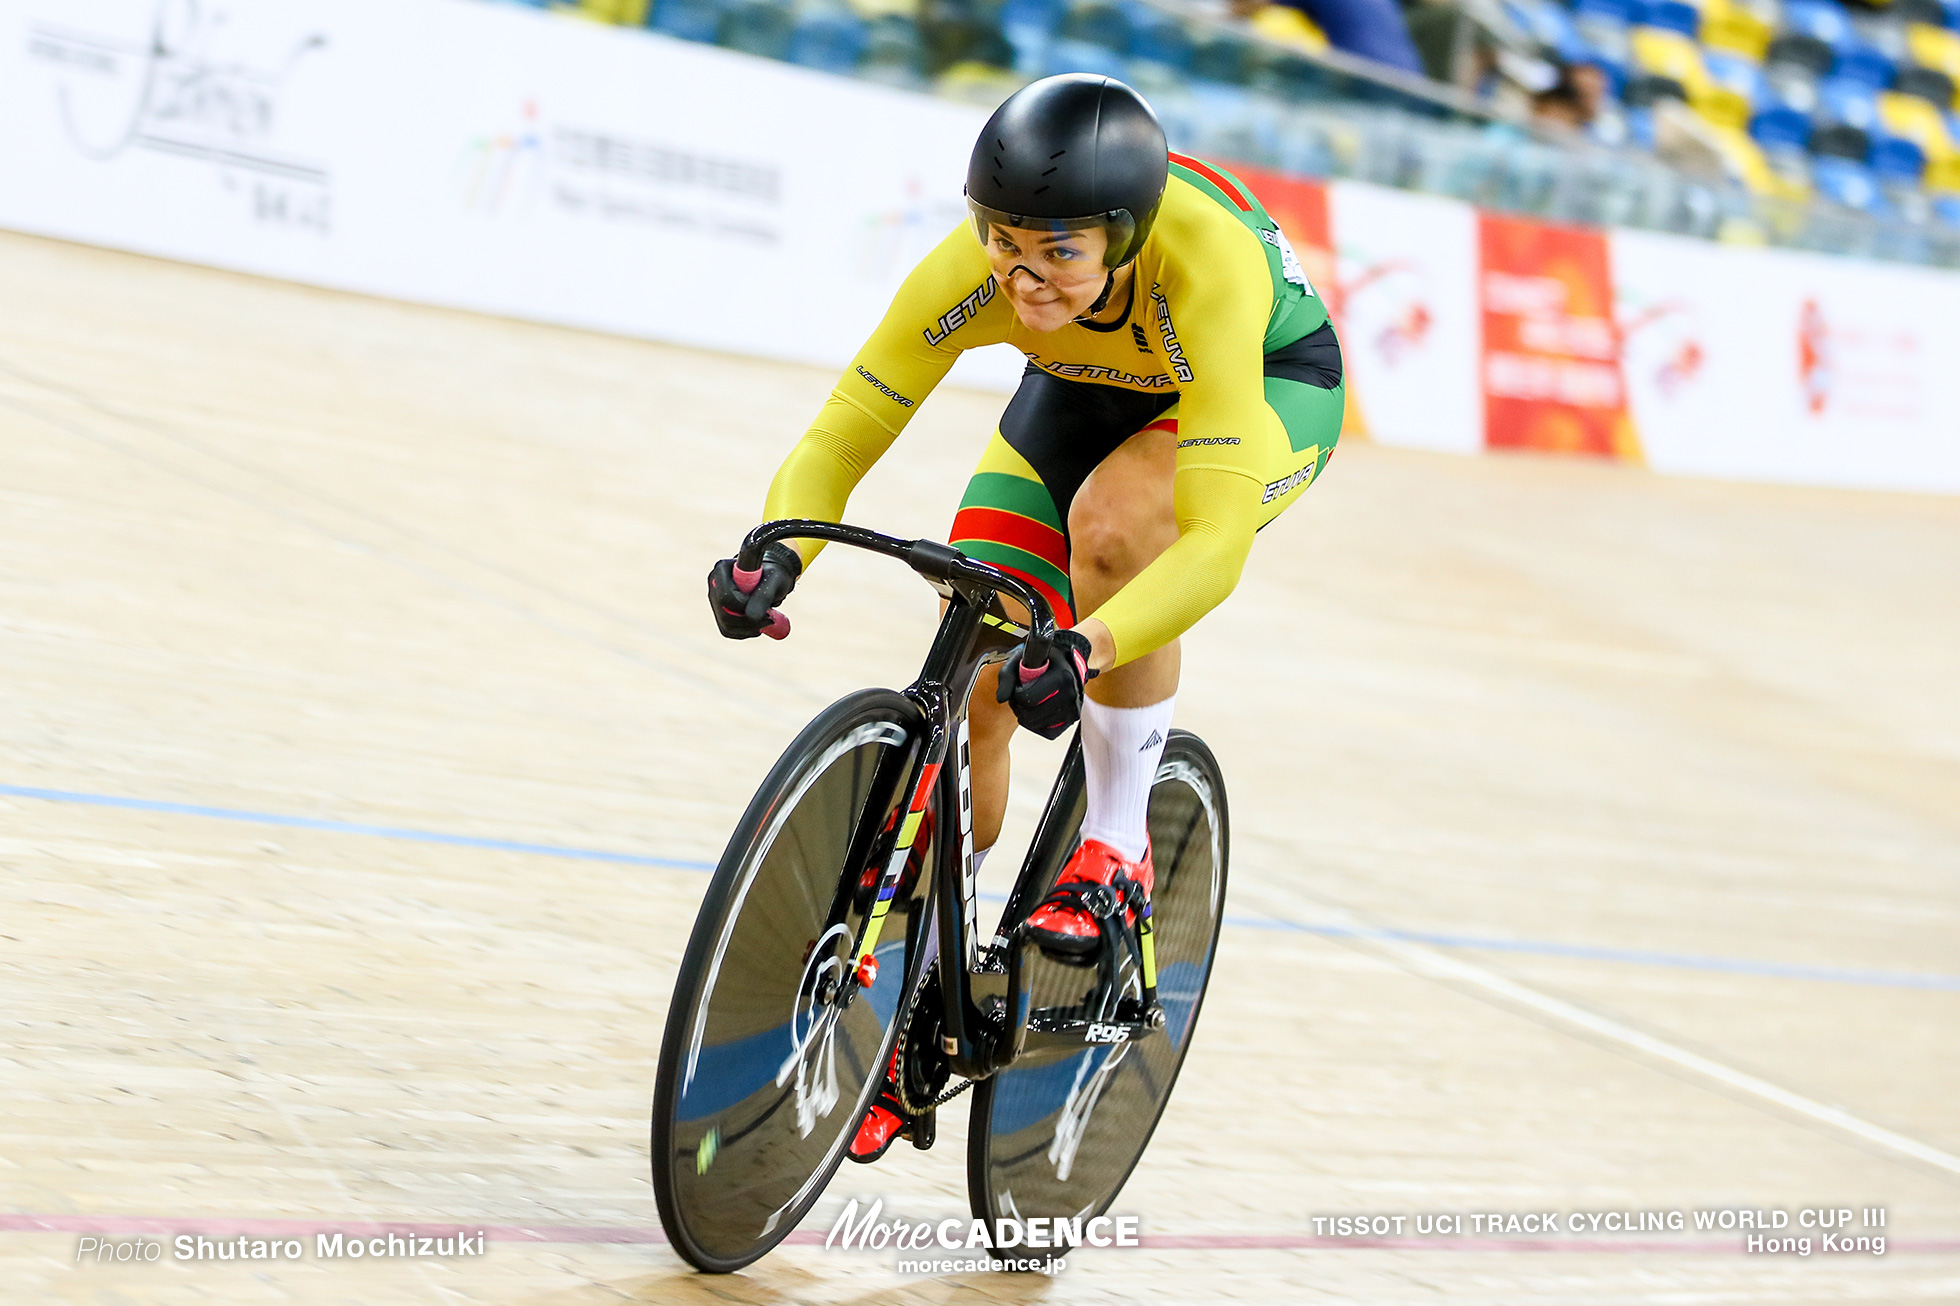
[984,224,1111,331]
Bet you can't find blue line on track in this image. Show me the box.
[0,783,715,872]
[6,781,1956,993]
[1226,916,1960,993]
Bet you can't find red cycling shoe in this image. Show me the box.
[1024,837,1155,963]
[847,1049,911,1164]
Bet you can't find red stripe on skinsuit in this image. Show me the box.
[950,507,1069,575]
[1169,153,1251,210]
[986,564,1075,631]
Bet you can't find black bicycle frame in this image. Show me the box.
[738,519,1154,1083]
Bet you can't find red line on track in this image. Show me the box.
[6,1214,1955,1254]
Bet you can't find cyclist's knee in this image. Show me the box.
[1068,498,1173,589]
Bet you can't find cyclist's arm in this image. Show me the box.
[1087,232,1281,666]
[762,226,1005,568]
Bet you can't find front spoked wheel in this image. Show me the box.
[652,689,930,1272]
[967,730,1228,1242]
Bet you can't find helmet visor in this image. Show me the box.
[967,200,1139,270]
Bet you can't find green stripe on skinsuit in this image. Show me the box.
[1168,161,1241,217]
[959,472,1065,532]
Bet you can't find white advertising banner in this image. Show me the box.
[5,1,1956,491]
[0,0,1020,390]
[1612,229,1960,494]
[1327,181,1482,455]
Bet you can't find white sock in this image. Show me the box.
[1078,695,1174,863]
[970,845,990,875]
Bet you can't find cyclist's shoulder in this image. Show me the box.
[1146,161,1277,288]
[889,223,1011,346]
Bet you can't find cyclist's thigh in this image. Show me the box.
[1067,421,1178,571]
[949,366,1174,624]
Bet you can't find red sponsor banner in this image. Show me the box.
[1479,214,1639,459]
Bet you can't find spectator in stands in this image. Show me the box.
[1530,64,1591,130]
[1229,0,1424,74]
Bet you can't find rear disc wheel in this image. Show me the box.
[967,729,1229,1250]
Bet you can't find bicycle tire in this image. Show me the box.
[652,688,932,1272]
[966,729,1229,1249]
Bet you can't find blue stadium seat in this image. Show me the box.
[1933,193,1960,227]
[1833,41,1896,91]
[1001,0,1066,73]
[651,0,722,44]
[1001,0,1066,33]
[1635,0,1700,39]
[1189,33,1255,84]
[1750,103,1813,149]
[788,3,867,74]
[718,0,792,58]
[1811,154,1884,209]
[1870,133,1927,182]
[1782,0,1854,55]
[1626,103,1657,147]
[1817,75,1879,130]
[1062,1,1132,53]
[1574,0,1633,74]
[1704,49,1768,108]
[1130,12,1195,70]
[1575,0,1634,23]
[1044,38,1129,77]
[1505,0,1591,64]
[858,13,926,83]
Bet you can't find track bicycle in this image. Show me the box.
[650,519,1230,1273]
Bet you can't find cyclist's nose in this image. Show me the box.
[1005,263,1047,292]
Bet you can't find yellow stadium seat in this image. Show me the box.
[1700,0,1773,62]
[1251,4,1330,54]
[1632,26,1715,95]
[1705,122,1794,197]
[576,0,649,23]
[1928,152,1960,194]
[1907,24,1960,88]
[1878,90,1958,161]
[1632,26,1750,127]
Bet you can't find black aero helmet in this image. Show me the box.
[966,74,1170,270]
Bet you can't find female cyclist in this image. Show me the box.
[706,72,1344,1160]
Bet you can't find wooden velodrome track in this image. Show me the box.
[2,228,1957,1305]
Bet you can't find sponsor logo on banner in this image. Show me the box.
[457,100,781,241]
[1618,296,1704,400]
[853,176,965,280]
[1791,296,1918,422]
[25,0,332,232]
[1479,214,1637,458]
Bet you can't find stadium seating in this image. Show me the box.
[521,0,1960,244]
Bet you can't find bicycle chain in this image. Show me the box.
[891,1016,973,1115]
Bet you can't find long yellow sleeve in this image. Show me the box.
[1086,466,1263,663]
[1087,186,1280,665]
[762,225,1007,567]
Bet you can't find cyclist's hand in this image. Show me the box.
[707,542,801,640]
[996,628,1096,739]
